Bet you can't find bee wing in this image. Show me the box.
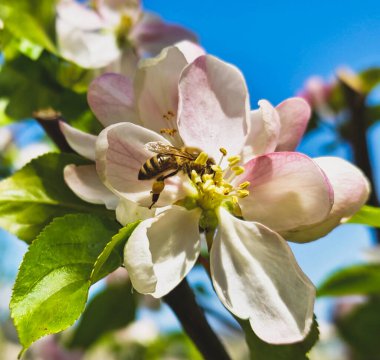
[145,142,175,154]
[145,142,196,159]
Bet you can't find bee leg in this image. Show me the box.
[149,180,165,209]
[149,169,181,209]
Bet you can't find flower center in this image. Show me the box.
[182,148,250,231]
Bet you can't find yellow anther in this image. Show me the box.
[203,179,215,190]
[219,148,227,156]
[232,166,245,176]
[191,170,202,184]
[231,196,239,204]
[195,152,209,165]
[237,189,249,198]
[213,171,224,183]
[202,173,213,182]
[211,165,222,172]
[239,181,250,189]
[228,155,241,167]
[223,188,230,195]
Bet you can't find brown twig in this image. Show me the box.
[163,278,231,360]
[339,78,380,243]
[33,108,73,153]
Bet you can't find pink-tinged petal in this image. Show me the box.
[134,45,188,141]
[64,164,118,209]
[211,208,315,344]
[124,206,201,297]
[275,97,311,152]
[96,122,186,207]
[283,157,370,243]
[116,198,155,225]
[59,122,96,161]
[237,152,333,232]
[242,100,280,161]
[173,40,205,63]
[178,55,249,161]
[131,13,198,56]
[88,73,139,127]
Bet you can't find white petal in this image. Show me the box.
[134,45,188,140]
[87,73,139,127]
[116,198,155,225]
[211,208,315,344]
[242,100,280,161]
[124,206,201,297]
[59,122,96,161]
[56,16,120,69]
[178,55,249,161]
[64,164,118,209]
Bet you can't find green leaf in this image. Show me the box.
[348,205,380,228]
[318,264,380,297]
[0,152,113,242]
[366,105,380,126]
[91,221,141,283]
[337,298,380,360]
[238,316,319,360]
[0,4,57,57]
[68,279,136,349]
[359,67,380,94]
[0,54,101,132]
[10,213,120,355]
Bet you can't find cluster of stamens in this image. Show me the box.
[190,148,250,211]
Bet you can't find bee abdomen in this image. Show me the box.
[138,155,174,180]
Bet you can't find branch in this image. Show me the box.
[339,77,380,243]
[163,278,231,360]
[33,108,73,153]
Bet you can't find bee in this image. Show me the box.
[139,142,215,208]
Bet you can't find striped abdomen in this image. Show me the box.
[138,154,177,180]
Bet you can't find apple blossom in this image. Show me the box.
[56,0,197,73]
[62,46,370,345]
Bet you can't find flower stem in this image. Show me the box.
[163,278,231,360]
[340,78,380,243]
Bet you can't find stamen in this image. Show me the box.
[195,152,209,165]
[231,166,245,176]
[239,181,250,189]
[237,189,249,198]
[218,148,227,166]
[228,155,241,167]
[160,128,177,137]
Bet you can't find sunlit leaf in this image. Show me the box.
[318,264,380,297]
[69,280,136,349]
[347,205,380,228]
[238,316,319,360]
[91,221,141,283]
[0,152,113,242]
[0,4,56,58]
[10,213,120,355]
